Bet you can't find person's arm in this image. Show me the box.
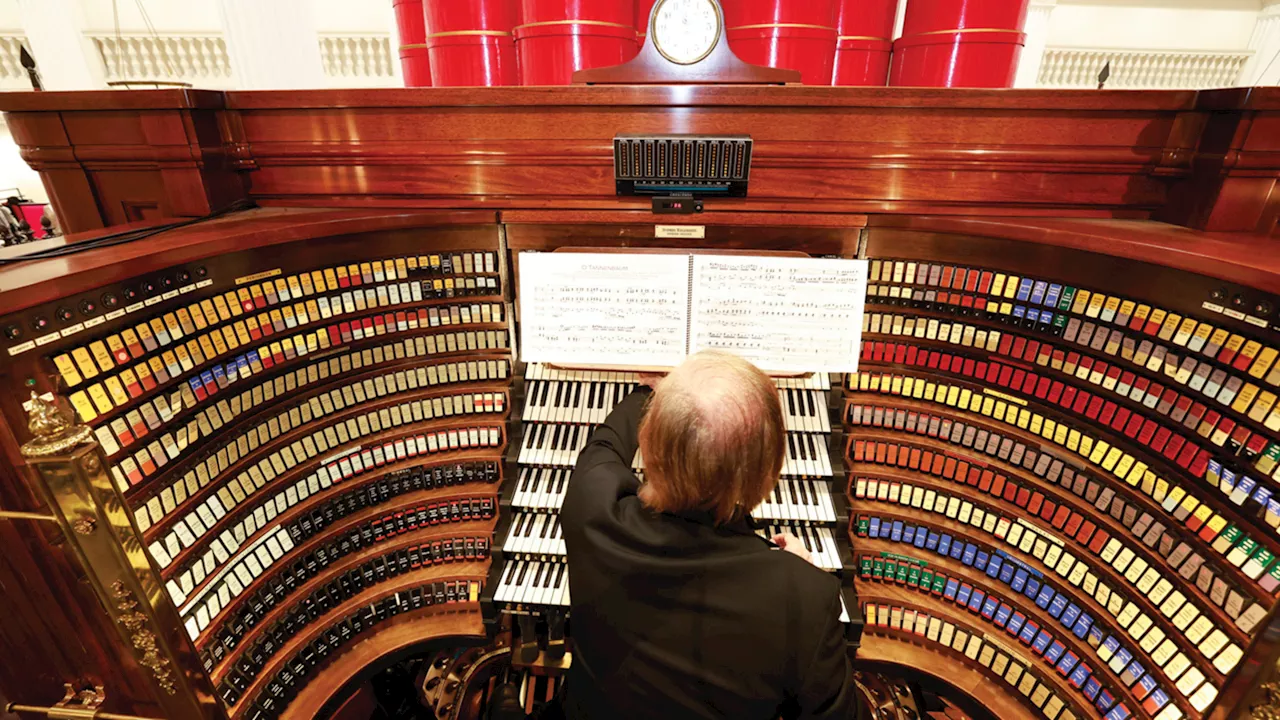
[573,386,651,478]
[796,592,855,720]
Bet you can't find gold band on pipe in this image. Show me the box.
[399,43,428,49]
[513,19,635,31]
[907,27,1024,36]
[837,35,890,41]
[423,30,512,39]
[6,703,162,720]
[727,23,837,31]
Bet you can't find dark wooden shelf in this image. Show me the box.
[857,588,1092,720]
[158,436,503,585]
[844,390,1275,605]
[232,568,487,718]
[861,300,1279,448]
[847,432,1250,647]
[856,534,1203,719]
[141,382,507,543]
[210,519,494,684]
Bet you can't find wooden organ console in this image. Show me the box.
[2,82,1280,720]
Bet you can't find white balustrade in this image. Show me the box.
[0,35,30,89]
[81,31,396,89]
[89,33,233,87]
[318,33,397,87]
[1038,48,1252,90]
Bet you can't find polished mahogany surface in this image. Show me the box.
[2,84,1280,720]
[4,86,1241,234]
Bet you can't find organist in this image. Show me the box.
[560,350,855,720]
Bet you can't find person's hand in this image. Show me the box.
[637,372,666,388]
[773,532,813,565]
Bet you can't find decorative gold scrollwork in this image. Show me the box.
[109,581,176,696]
[1253,682,1280,720]
[71,518,96,535]
[19,392,92,458]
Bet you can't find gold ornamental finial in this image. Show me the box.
[19,392,93,458]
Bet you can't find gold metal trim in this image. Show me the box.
[0,508,58,522]
[8,687,163,720]
[513,19,634,31]
[423,30,512,39]
[399,42,429,49]
[727,23,837,31]
[652,0,722,66]
[17,391,220,718]
[20,392,92,458]
[838,35,890,41]
[907,27,1024,37]
[110,581,177,696]
[1253,681,1280,720]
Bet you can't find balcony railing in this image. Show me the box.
[89,33,233,87]
[1038,47,1252,89]
[0,35,32,90]
[319,33,398,86]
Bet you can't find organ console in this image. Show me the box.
[3,36,1280,720]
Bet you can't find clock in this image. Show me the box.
[571,0,797,84]
[651,0,722,66]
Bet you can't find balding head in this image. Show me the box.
[638,350,785,525]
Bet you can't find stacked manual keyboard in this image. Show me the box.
[481,364,860,646]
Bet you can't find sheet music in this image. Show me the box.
[688,255,867,373]
[519,252,690,368]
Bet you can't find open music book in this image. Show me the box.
[518,252,868,373]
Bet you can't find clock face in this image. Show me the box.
[652,0,721,66]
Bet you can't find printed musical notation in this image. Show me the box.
[519,253,690,368]
[689,256,867,373]
[518,252,868,372]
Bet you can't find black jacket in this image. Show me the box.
[561,388,854,720]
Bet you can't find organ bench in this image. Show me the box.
[0,86,1279,720]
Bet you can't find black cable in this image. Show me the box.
[0,198,257,265]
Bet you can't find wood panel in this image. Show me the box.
[0,87,1221,229]
[0,91,244,233]
[1160,88,1280,235]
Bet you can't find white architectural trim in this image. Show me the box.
[1016,0,1058,89]
[216,0,325,90]
[17,0,106,90]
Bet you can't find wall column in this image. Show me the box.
[16,0,105,90]
[1242,0,1280,86]
[216,0,326,89]
[1014,0,1057,88]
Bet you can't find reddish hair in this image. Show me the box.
[638,351,785,525]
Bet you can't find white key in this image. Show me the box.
[528,514,547,554]
[537,426,553,467]
[519,559,540,604]
[556,383,573,423]
[528,467,546,509]
[495,560,519,602]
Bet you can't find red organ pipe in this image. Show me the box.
[635,0,657,53]
[424,0,520,87]
[392,0,431,87]
[515,0,639,85]
[832,0,897,86]
[723,0,839,86]
[890,0,1031,88]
